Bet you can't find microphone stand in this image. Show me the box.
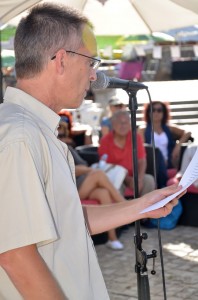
[127,90,157,300]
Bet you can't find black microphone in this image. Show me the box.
[91,71,148,91]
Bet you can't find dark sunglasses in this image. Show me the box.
[153,108,163,113]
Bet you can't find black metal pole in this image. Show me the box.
[127,90,156,300]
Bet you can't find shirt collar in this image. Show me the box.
[4,87,61,135]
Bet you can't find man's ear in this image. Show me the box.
[55,49,67,74]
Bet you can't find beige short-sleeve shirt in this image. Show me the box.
[0,87,109,300]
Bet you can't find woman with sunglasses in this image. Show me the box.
[138,101,191,186]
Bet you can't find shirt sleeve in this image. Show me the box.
[0,141,57,254]
[100,117,110,128]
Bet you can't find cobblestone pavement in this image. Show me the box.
[95,224,198,300]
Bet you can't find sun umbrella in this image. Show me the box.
[3,0,198,34]
[80,0,198,36]
[0,0,41,26]
[0,0,42,102]
[115,32,175,47]
[166,25,198,43]
[8,0,198,34]
[170,0,198,15]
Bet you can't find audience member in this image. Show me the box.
[0,3,185,299]
[100,96,127,137]
[58,119,76,147]
[99,110,155,196]
[58,126,126,250]
[138,101,192,169]
[168,144,198,191]
[59,108,92,146]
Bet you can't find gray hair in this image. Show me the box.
[14,3,89,79]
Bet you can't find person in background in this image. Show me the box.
[168,144,198,190]
[138,101,192,188]
[99,110,155,196]
[100,96,127,137]
[58,125,126,250]
[59,108,92,146]
[58,117,76,147]
[138,101,192,169]
[0,3,185,300]
[71,146,127,250]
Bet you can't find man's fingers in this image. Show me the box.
[163,188,187,216]
[163,201,175,217]
[171,198,179,207]
[163,184,182,195]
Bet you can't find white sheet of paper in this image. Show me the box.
[140,146,198,214]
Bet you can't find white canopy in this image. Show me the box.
[171,0,198,15]
[0,0,42,26]
[81,0,198,35]
[1,0,198,35]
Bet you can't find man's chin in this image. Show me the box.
[68,98,85,109]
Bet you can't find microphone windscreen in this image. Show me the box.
[91,71,109,90]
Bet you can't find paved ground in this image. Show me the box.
[95,224,198,300]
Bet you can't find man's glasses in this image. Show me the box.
[153,108,163,113]
[51,50,101,69]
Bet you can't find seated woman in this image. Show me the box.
[138,101,192,187]
[58,122,127,250]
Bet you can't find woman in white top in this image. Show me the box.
[139,101,191,168]
[138,101,191,186]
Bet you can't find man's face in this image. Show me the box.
[60,24,98,109]
[112,115,131,136]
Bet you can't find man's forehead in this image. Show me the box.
[115,116,130,122]
[82,24,98,56]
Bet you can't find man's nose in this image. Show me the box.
[90,68,97,82]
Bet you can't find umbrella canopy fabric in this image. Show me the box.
[80,0,198,35]
[116,32,175,47]
[171,0,198,15]
[0,0,42,102]
[166,25,198,43]
[0,0,41,27]
[3,0,198,34]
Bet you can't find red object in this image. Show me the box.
[58,109,73,134]
[124,187,134,198]
[99,131,145,176]
[167,168,177,179]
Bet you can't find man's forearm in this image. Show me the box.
[83,184,185,235]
